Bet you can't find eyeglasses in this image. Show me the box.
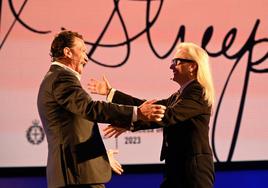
[172,58,195,66]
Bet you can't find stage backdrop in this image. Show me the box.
[0,0,267,167]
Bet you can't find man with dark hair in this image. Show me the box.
[50,31,83,61]
[37,30,166,188]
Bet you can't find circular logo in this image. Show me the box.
[26,120,45,145]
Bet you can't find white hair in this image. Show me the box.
[177,42,215,107]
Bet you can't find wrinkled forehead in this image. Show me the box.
[73,37,84,45]
[73,37,87,49]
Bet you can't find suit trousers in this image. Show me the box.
[160,154,214,188]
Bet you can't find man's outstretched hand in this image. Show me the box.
[103,125,127,138]
[138,99,166,122]
[88,75,111,95]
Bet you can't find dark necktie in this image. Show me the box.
[169,90,181,106]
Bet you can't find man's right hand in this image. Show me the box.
[88,75,111,95]
[138,99,166,122]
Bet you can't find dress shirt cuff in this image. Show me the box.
[107,88,116,102]
[130,106,138,131]
[106,88,137,126]
[132,106,138,122]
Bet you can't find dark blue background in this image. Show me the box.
[0,170,268,188]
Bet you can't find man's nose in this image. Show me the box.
[170,63,175,69]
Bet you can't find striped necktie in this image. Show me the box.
[169,90,181,107]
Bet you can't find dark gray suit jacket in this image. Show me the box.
[37,65,133,188]
[111,80,214,188]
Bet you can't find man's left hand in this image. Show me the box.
[107,149,124,175]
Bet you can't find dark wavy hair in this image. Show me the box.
[50,30,83,61]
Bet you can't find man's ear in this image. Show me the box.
[188,63,196,71]
[63,47,72,58]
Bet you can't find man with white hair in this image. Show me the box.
[89,42,215,188]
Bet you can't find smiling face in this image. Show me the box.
[170,48,197,86]
[67,37,89,75]
[50,31,89,75]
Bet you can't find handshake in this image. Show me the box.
[137,99,166,122]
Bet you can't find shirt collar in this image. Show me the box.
[51,61,81,81]
[179,79,196,94]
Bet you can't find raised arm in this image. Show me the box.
[88,75,166,122]
[88,75,112,96]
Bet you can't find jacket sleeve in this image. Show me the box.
[112,90,145,106]
[112,90,166,130]
[161,84,211,126]
[112,84,210,129]
[52,72,133,124]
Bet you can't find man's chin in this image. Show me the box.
[78,65,84,73]
[172,77,179,83]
